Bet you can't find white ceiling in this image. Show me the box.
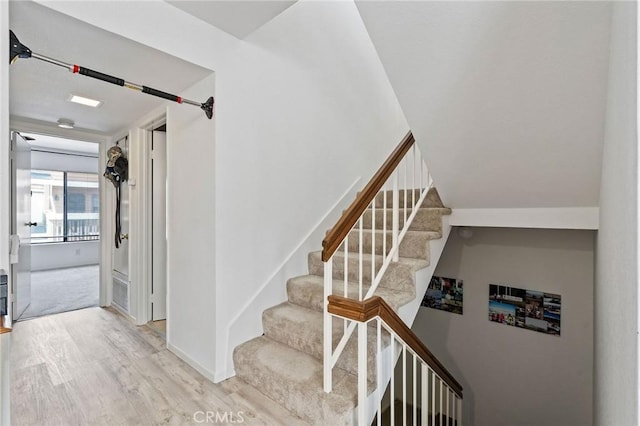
[10,1,213,135]
[356,1,612,208]
[166,1,297,39]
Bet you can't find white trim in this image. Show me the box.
[214,369,236,384]
[130,128,152,325]
[449,207,599,230]
[168,343,217,383]
[636,1,640,420]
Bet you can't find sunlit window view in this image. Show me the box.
[31,170,100,243]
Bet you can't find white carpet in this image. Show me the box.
[20,265,99,320]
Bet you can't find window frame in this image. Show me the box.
[30,169,100,244]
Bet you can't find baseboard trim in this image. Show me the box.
[214,368,236,384]
[167,343,217,383]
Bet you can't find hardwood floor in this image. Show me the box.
[148,319,167,336]
[10,307,309,425]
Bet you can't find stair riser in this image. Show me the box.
[286,276,414,315]
[346,229,431,260]
[361,208,444,232]
[372,187,444,209]
[287,279,366,312]
[262,307,385,379]
[234,342,355,426]
[373,189,422,209]
[308,253,416,293]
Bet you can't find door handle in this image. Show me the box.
[25,222,37,227]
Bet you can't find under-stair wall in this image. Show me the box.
[413,227,595,425]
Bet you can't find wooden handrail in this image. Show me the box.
[328,294,463,397]
[321,131,415,262]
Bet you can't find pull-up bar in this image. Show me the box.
[9,30,214,119]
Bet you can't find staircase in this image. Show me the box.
[233,188,451,425]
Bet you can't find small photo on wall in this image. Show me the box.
[488,284,525,327]
[543,293,561,336]
[421,276,463,315]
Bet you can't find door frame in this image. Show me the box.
[10,131,31,322]
[9,120,109,307]
[129,115,167,330]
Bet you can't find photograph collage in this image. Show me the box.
[488,284,561,336]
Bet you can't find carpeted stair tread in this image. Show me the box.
[372,187,445,209]
[308,250,426,294]
[263,302,328,360]
[287,274,415,313]
[263,301,392,378]
[346,229,437,260]
[361,207,450,232]
[234,336,357,425]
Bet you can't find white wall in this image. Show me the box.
[594,2,639,425]
[0,2,10,423]
[212,0,409,380]
[356,2,612,211]
[31,241,98,272]
[413,227,595,426]
[166,75,217,378]
[37,0,409,380]
[31,150,97,174]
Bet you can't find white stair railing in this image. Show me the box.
[328,295,463,426]
[321,131,432,393]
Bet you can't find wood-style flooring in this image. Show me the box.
[10,307,308,425]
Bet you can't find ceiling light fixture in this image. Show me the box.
[9,30,214,120]
[57,118,75,129]
[69,94,102,108]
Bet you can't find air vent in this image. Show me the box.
[112,275,129,312]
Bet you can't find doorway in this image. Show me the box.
[11,131,101,321]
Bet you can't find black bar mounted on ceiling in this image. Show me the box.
[9,30,214,120]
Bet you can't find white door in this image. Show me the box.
[151,130,167,320]
[10,132,32,321]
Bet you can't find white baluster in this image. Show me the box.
[439,380,443,426]
[412,354,417,426]
[431,372,435,426]
[412,145,416,209]
[357,321,367,426]
[343,237,348,335]
[371,199,375,284]
[323,260,332,393]
[377,319,382,426]
[402,345,407,426]
[421,364,427,426]
[446,386,450,426]
[390,338,395,426]
[404,157,408,225]
[383,189,387,260]
[419,149,424,192]
[392,172,399,262]
[359,218,363,300]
